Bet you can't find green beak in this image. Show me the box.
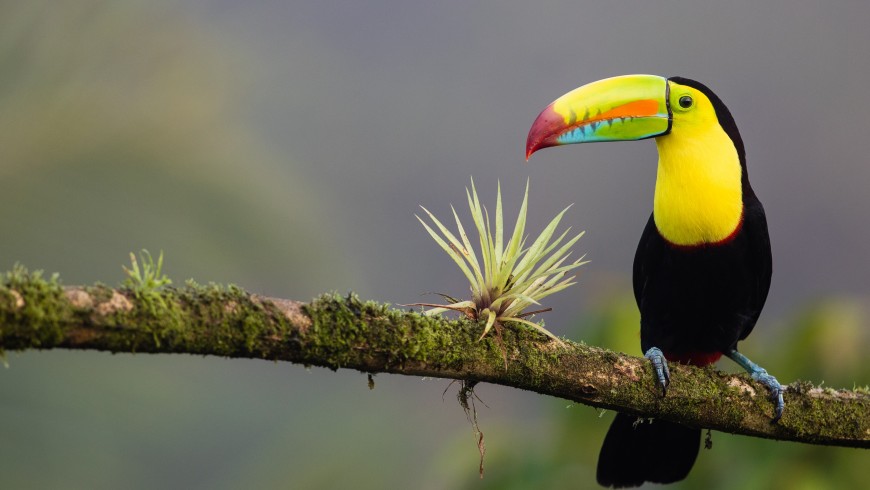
[526,74,671,159]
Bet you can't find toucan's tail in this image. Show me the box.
[596,413,700,488]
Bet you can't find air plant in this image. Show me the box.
[414,178,586,347]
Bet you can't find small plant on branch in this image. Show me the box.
[123,250,171,292]
[414,178,586,348]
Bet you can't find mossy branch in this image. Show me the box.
[0,272,867,449]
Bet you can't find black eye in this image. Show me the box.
[678,95,693,109]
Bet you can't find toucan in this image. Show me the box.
[525,75,784,487]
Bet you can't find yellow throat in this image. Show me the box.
[653,116,744,246]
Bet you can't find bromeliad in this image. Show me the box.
[414,178,586,347]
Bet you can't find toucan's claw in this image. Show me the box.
[726,349,785,423]
[644,347,670,396]
[752,370,785,422]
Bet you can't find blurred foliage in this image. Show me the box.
[440,293,870,490]
[0,0,346,294]
[0,2,353,487]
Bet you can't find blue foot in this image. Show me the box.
[726,349,784,422]
[644,347,670,396]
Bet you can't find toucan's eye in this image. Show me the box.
[678,95,694,109]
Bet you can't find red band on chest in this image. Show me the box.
[661,208,745,251]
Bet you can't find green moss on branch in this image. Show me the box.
[0,269,868,449]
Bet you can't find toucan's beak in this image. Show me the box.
[526,74,672,160]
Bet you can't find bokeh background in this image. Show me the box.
[1,1,868,488]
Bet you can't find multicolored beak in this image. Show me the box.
[526,74,672,160]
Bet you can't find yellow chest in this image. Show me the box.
[653,127,744,246]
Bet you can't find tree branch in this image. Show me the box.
[0,273,867,448]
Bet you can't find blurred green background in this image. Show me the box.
[1,1,868,488]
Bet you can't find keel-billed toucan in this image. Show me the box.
[526,75,784,487]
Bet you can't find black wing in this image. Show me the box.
[738,192,773,340]
[632,213,661,309]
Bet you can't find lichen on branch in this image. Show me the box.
[0,267,868,449]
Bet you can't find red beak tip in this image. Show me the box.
[525,140,538,161]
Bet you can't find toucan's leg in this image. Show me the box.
[726,349,784,422]
[644,347,670,396]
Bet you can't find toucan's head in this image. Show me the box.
[527,75,750,247]
[526,74,743,162]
